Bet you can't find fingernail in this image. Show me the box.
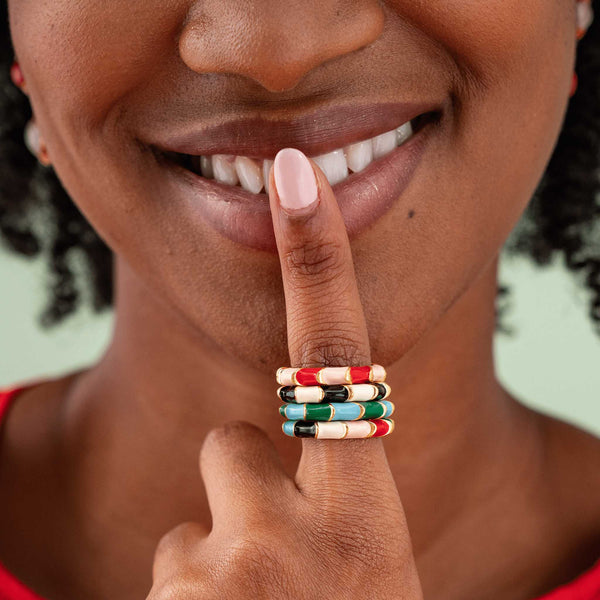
[273,148,319,215]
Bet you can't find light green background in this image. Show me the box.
[1,245,599,436]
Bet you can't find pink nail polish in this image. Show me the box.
[273,148,319,214]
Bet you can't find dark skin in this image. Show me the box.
[1,0,600,598]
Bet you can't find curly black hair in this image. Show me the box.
[0,3,599,332]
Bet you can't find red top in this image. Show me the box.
[0,381,599,600]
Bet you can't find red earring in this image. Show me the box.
[10,61,52,167]
[10,60,26,92]
[570,72,578,98]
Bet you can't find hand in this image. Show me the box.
[148,149,423,599]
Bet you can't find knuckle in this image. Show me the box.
[319,522,399,577]
[213,534,292,593]
[294,504,412,593]
[155,521,203,563]
[301,500,405,572]
[283,238,346,284]
[148,580,193,600]
[295,332,367,368]
[231,536,283,569]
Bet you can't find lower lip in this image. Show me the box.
[160,124,433,253]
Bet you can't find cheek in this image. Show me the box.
[9,1,181,115]
[7,1,184,248]
[441,0,574,256]
[8,0,184,189]
[395,0,575,170]
[355,0,576,360]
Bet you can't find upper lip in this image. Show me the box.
[149,101,443,161]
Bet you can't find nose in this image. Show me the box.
[178,0,385,92]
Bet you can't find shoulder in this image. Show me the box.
[539,413,600,554]
[541,413,600,494]
[0,370,84,598]
[0,372,78,430]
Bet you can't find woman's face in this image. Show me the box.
[8,1,575,369]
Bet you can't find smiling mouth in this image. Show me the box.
[155,110,439,195]
[149,102,441,251]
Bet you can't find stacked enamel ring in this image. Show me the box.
[276,364,395,439]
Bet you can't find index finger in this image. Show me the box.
[267,148,396,496]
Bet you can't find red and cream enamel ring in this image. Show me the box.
[276,364,386,387]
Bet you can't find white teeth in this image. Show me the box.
[200,156,214,179]
[396,121,413,146]
[371,130,397,160]
[191,118,418,192]
[235,156,264,194]
[312,149,348,186]
[344,139,373,174]
[212,154,238,186]
[263,159,274,195]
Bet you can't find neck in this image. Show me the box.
[59,253,546,596]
